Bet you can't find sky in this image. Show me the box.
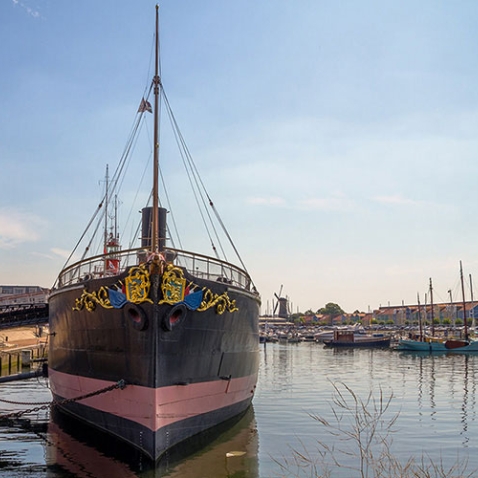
[2,0,478,314]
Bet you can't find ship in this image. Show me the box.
[48,5,260,463]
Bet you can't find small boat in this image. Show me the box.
[396,282,446,352]
[48,6,260,463]
[395,337,447,352]
[397,264,478,354]
[314,324,365,342]
[443,262,478,353]
[324,330,391,348]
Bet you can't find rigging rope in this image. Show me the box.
[161,87,254,284]
[55,59,256,289]
[162,90,225,262]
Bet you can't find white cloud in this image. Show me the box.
[298,195,355,212]
[246,194,356,212]
[30,251,54,259]
[12,0,41,18]
[0,208,44,249]
[372,194,419,206]
[50,248,73,259]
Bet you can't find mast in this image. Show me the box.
[448,288,454,325]
[460,261,468,341]
[104,164,109,253]
[429,278,434,336]
[470,274,475,329]
[152,4,160,252]
[114,194,118,241]
[417,292,423,341]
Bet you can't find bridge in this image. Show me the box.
[0,303,48,329]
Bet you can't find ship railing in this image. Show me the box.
[57,247,254,292]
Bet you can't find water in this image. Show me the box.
[1,343,478,477]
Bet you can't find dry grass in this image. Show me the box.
[272,381,475,478]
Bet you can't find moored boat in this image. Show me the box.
[443,261,476,352]
[314,323,365,342]
[323,330,391,348]
[48,6,260,463]
[395,282,446,352]
[395,337,447,352]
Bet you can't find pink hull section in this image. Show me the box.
[49,369,257,432]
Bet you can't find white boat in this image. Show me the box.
[314,324,365,342]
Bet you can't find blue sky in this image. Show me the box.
[2,0,478,314]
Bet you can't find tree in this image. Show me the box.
[317,303,345,325]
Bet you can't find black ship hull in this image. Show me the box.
[48,259,260,461]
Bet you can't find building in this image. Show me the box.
[0,285,49,306]
[373,302,478,325]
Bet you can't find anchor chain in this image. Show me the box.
[0,379,127,421]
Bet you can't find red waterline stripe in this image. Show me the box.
[48,369,257,432]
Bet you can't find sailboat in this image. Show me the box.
[444,261,478,352]
[48,6,260,462]
[396,279,447,352]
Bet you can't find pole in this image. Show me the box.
[152,4,160,252]
[429,278,434,336]
[460,261,468,341]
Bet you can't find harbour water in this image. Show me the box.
[1,342,478,477]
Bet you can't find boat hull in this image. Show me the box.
[445,339,478,353]
[396,339,447,352]
[48,266,260,461]
[324,337,391,348]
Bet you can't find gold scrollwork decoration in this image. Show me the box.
[158,263,238,315]
[73,263,152,312]
[198,289,239,315]
[73,287,112,311]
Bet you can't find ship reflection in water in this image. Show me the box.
[46,406,258,478]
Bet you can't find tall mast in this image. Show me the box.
[104,164,109,251]
[417,292,423,341]
[470,274,475,329]
[460,261,468,341]
[114,194,118,239]
[152,4,160,252]
[429,278,434,336]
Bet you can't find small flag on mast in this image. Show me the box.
[138,98,152,113]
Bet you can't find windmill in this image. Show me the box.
[273,285,290,319]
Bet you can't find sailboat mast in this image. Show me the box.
[460,261,468,340]
[429,278,434,336]
[417,292,423,341]
[470,274,475,329]
[152,4,160,252]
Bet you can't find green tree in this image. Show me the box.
[317,303,345,325]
